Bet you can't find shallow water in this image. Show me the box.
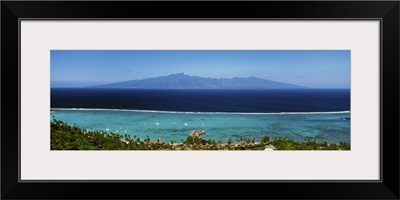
[51,109,350,144]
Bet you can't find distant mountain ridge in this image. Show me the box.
[92,73,307,89]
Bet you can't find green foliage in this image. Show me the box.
[326,143,338,150]
[261,136,270,144]
[339,141,351,150]
[185,136,194,144]
[321,141,328,147]
[270,137,350,150]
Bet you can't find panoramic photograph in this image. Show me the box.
[50,50,350,150]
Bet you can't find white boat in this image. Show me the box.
[156,119,160,126]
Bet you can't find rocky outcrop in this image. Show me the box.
[189,130,206,138]
[264,144,276,151]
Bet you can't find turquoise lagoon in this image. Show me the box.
[51,109,350,144]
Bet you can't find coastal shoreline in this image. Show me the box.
[50,118,350,151]
[50,109,351,145]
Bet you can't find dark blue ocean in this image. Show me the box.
[51,88,350,144]
[51,88,350,113]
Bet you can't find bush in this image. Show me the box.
[326,144,338,150]
[261,136,270,144]
[185,136,194,144]
[339,141,350,150]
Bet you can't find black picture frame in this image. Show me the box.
[1,1,399,199]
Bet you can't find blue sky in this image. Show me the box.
[51,50,350,88]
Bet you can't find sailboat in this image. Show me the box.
[105,124,110,132]
[156,119,160,126]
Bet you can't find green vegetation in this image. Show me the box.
[269,137,350,150]
[50,118,350,150]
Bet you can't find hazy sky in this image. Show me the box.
[51,50,350,88]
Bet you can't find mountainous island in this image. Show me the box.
[92,73,306,89]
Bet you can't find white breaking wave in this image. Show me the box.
[51,108,350,115]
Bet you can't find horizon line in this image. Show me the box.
[50,87,351,89]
